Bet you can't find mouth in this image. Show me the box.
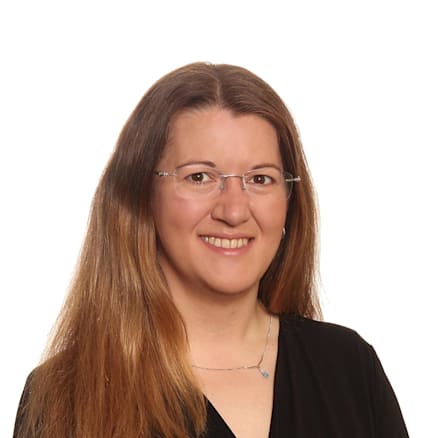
[200,236,251,249]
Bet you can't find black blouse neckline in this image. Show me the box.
[205,318,283,437]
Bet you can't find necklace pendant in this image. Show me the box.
[192,315,273,379]
[259,368,269,378]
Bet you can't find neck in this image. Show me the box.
[172,289,272,372]
[171,285,266,343]
[191,314,273,378]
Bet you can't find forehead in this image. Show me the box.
[160,107,281,169]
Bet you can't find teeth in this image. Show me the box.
[202,236,250,249]
[222,239,230,248]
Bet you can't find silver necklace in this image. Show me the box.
[192,314,273,379]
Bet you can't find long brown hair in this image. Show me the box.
[16,62,320,437]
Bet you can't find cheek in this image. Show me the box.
[153,192,210,237]
[254,197,288,232]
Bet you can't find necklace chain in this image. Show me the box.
[192,314,273,379]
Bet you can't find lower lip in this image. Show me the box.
[200,237,254,255]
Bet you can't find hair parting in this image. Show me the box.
[16,62,320,437]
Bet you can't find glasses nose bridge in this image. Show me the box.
[219,173,247,192]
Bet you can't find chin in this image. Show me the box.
[199,277,260,298]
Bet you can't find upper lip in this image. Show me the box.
[199,233,254,239]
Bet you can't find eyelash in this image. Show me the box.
[186,172,216,184]
[185,172,276,186]
[248,175,274,185]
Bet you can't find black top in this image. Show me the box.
[14,316,409,437]
[204,315,409,437]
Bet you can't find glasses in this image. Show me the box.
[155,163,300,199]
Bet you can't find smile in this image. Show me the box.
[201,236,250,249]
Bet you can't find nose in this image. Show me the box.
[211,176,251,226]
[218,174,246,191]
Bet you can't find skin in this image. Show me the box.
[152,107,288,437]
[153,107,287,303]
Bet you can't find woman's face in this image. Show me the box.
[152,107,288,299]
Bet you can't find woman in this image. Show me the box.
[14,62,409,437]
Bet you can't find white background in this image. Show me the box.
[1,1,436,436]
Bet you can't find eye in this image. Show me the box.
[248,174,274,185]
[185,172,215,184]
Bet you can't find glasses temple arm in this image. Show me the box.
[284,176,301,182]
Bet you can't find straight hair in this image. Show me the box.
[15,62,320,437]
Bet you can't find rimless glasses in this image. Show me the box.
[155,163,300,199]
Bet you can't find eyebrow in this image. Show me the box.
[175,160,216,169]
[175,161,282,171]
[251,163,283,171]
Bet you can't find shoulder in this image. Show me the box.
[279,315,379,418]
[280,314,375,368]
[276,316,409,436]
[281,313,367,343]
